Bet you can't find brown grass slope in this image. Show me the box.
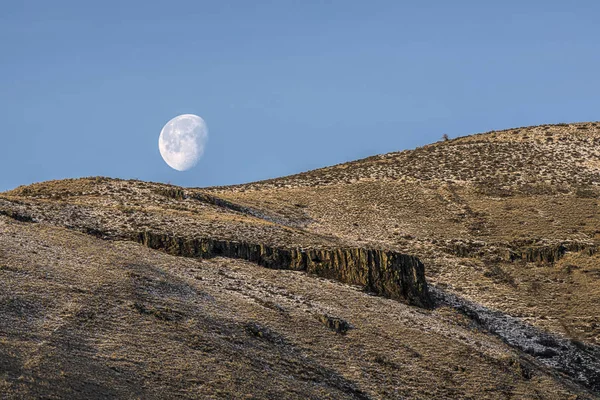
[0,216,591,399]
[209,122,600,346]
[1,121,600,398]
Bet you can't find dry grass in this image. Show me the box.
[2,121,600,398]
[207,123,600,347]
[0,217,590,399]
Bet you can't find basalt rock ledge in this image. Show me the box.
[135,231,433,309]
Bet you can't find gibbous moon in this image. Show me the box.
[159,114,208,171]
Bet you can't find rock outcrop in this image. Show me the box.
[0,209,34,223]
[512,241,597,264]
[134,231,433,308]
[443,239,597,264]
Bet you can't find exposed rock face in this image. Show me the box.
[134,231,433,308]
[443,239,597,264]
[317,314,352,334]
[0,198,432,308]
[0,209,34,223]
[512,242,597,264]
[516,245,568,264]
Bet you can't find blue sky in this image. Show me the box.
[1,1,599,191]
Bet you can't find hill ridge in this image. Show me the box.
[2,120,600,398]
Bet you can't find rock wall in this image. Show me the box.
[512,242,597,264]
[0,209,34,223]
[515,245,567,264]
[443,239,597,264]
[134,231,433,309]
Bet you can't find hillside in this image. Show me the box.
[209,122,600,344]
[1,122,600,398]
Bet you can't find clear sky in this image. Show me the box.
[1,1,599,191]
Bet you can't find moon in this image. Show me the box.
[159,114,208,171]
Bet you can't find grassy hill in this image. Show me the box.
[1,122,599,398]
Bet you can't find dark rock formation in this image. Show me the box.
[443,238,597,265]
[0,209,35,223]
[317,314,352,334]
[153,187,185,200]
[442,240,487,259]
[134,231,433,309]
[512,241,597,264]
[516,244,567,264]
